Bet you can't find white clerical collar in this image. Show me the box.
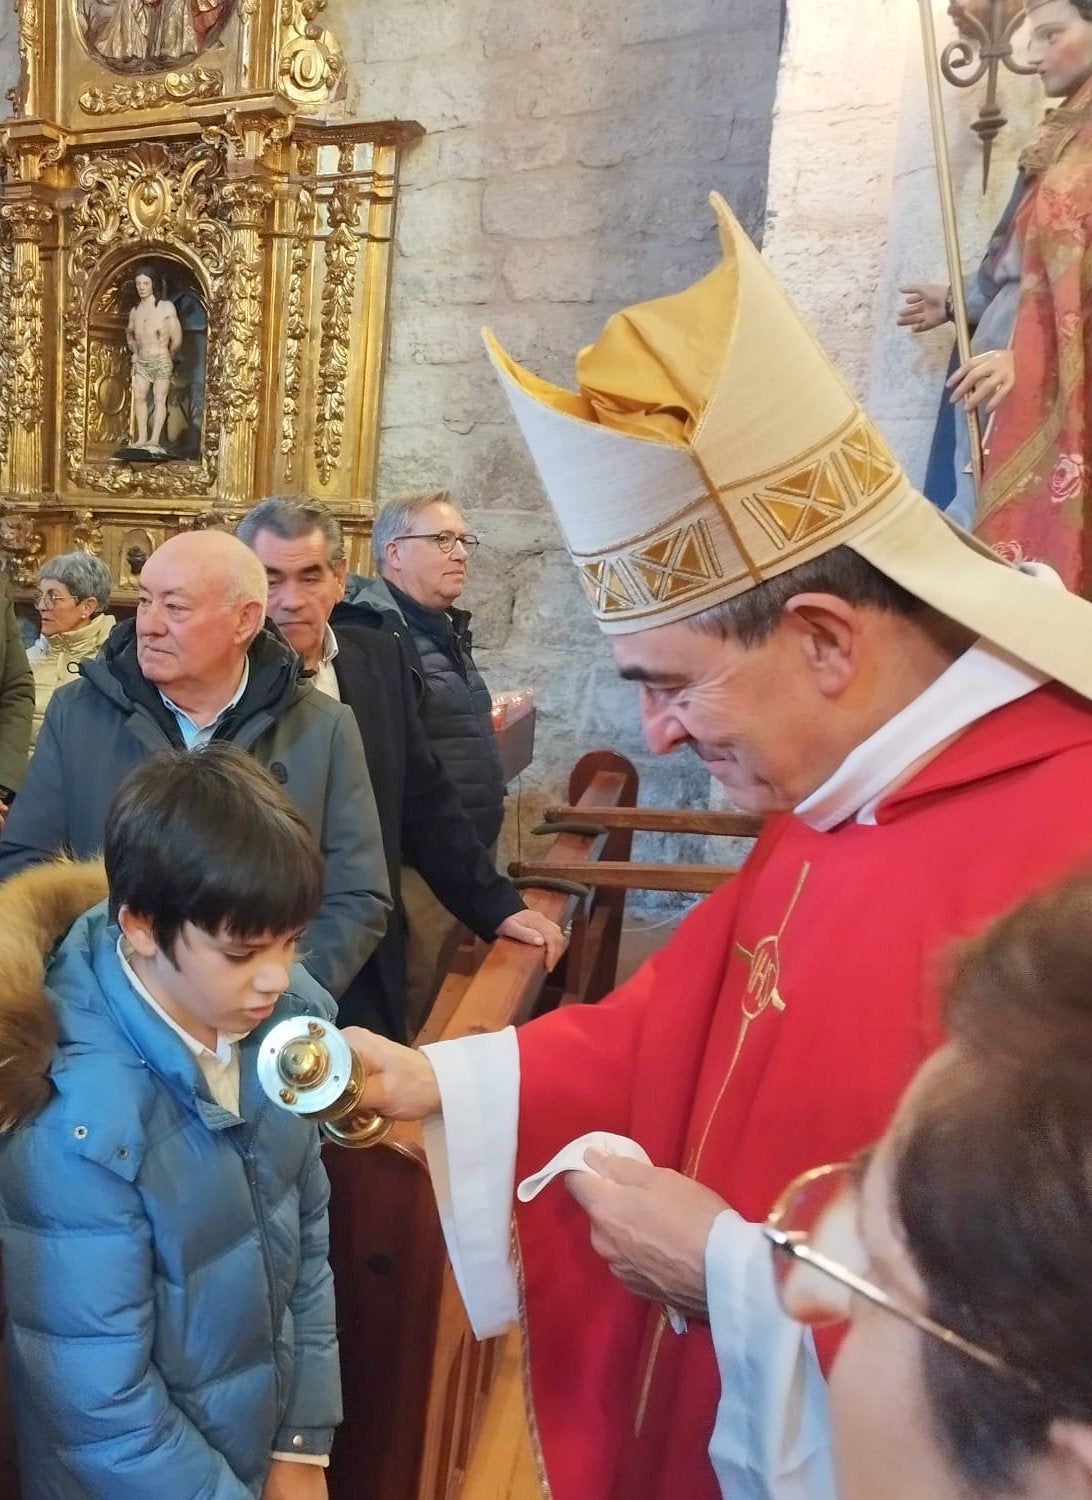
[795,641,1048,832]
[117,937,240,1065]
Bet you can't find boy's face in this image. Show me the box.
[119,910,301,1048]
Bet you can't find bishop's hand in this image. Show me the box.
[339,1027,441,1120]
[565,1150,727,1319]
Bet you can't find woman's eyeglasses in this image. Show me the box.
[763,1161,1040,1393]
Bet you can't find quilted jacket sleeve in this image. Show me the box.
[273,1132,342,1453]
[0,1122,252,1499]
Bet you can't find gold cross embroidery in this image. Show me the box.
[633,859,812,1437]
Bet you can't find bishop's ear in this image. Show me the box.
[780,592,861,697]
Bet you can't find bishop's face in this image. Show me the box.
[1026,0,1092,98]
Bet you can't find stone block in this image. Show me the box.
[375,424,459,499]
[572,111,750,171]
[348,0,469,63]
[387,305,493,367]
[449,425,546,511]
[482,169,608,239]
[618,0,747,46]
[378,364,450,430]
[437,120,570,182]
[394,248,501,307]
[355,57,502,131]
[395,179,484,260]
[440,363,515,432]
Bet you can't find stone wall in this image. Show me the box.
[334,0,787,886]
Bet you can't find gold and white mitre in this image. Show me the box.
[485,192,1092,699]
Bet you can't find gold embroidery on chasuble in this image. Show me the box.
[633,861,812,1436]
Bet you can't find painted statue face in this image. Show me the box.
[381,500,473,610]
[249,527,346,671]
[1026,0,1092,97]
[135,273,154,299]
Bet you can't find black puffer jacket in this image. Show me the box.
[345,577,507,847]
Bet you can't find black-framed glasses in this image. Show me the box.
[391,531,480,554]
[763,1162,1040,1394]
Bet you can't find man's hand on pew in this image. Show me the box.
[341,1027,442,1120]
[495,909,567,969]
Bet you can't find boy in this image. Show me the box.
[0,743,340,1498]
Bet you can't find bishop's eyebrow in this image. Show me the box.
[616,665,684,684]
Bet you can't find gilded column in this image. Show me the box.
[214,180,271,505]
[0,199,52,498]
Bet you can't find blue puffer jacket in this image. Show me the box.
[0,902,342,1499]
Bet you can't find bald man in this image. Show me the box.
[0,530,391,1000]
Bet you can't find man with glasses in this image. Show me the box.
[350,491,508,1027]
[337,196,1092,1499]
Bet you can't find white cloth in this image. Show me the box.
[795,639,1045,831]
[312,624,341,702]
[422,649,1049,1497]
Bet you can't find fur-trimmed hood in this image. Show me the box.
[0,858,108,1129]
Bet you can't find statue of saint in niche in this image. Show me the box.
[79,0,235,73]
[107,263,206,465]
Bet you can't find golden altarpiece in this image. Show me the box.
[0,0,421,593]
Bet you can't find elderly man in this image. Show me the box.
[0,529,389,1002]
[236,497,563,1039]
[348,491,510,1023]
[337,197,1092,1500]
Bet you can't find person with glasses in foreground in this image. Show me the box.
[348,491,511,1029]
[766,874,1092,1500]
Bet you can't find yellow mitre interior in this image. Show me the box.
[485,220,738,448]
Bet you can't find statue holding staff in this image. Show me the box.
[900,0,1092,592]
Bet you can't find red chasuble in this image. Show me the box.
[513,685,1092,1499]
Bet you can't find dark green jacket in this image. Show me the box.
[0,577,32,796]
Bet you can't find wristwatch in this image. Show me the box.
[944,288,955,323]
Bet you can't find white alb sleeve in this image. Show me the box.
[706,1210,837,1500]
[420,1027,521,1339]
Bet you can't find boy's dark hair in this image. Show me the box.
[105,744,324,961]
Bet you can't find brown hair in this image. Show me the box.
[893,876,1092,1488]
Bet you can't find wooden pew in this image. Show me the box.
[324,751,642,1500]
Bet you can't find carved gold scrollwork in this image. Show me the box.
[277,0,346,108]
[72,509,104,556]
[213,182,272,436]
[282,183,316,480]
[1,201,52,436]
[79,69,225,117]
[314,181,362,486]
[0,226,14,475]
[0,512,45,585]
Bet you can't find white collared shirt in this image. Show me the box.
[117,939,241,1114]
[312,624,341,703]
[159,659,250,751]
[794,640,1047,831]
